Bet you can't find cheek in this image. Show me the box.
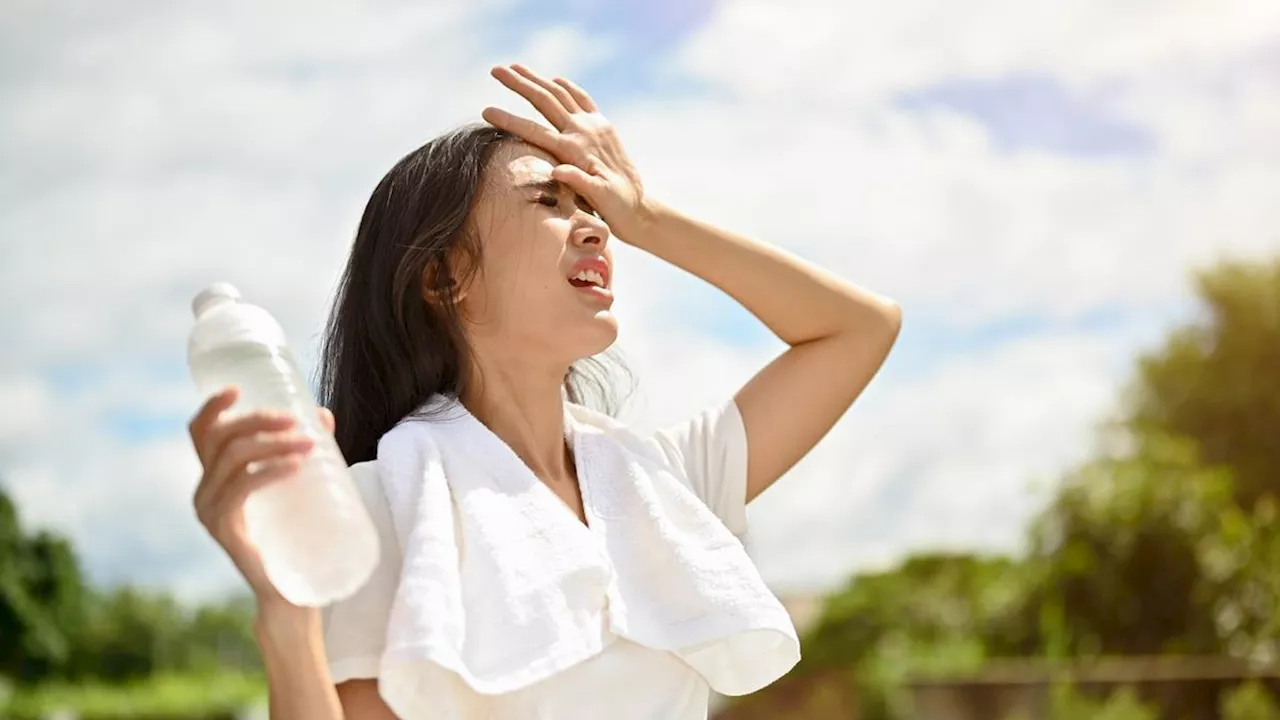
[476,222,567,308]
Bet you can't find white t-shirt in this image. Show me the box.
[322,400,751,720]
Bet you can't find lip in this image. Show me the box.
[566,255,613,308]
[567,255,611,289]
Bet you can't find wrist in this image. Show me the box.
[254,597,321,645]
[616,196,668,247]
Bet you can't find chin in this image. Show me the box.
[571,312,620,359]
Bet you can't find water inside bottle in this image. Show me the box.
[189,342,377,606]
[190,342,319,429]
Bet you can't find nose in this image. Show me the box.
[571,212,610,250]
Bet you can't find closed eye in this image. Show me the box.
[536,192,599,218]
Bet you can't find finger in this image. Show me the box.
[201,410,297,470]
[553,77,598,113]
[189,387,239,460]
[198,431,315,510]
[482,107,564,153]
[491,65,570,130]
[550,164,605,199]
[201,454,305,529]
[196,428,313,510]
[511,64,581,113]
[231,454,305,504]
[318,407,335,435]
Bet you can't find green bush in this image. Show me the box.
[0,671,265,720]
[1222,680,1280,720]
[1005,682,1159,720]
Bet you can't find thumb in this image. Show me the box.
[551,164,605,199]
[317,407,336,435]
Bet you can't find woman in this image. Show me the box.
[189,65,900,719]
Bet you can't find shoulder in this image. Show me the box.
[375,394,465,451]
[566,403,669,463]
[347,460,395,535]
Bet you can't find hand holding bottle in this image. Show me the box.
[189,387,334,605]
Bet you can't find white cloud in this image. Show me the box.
[1,0,1277,604]
[611,81,1280,330]
[602,0,1280,588]
[0,375,55,453]
[676,0,1280,100]
[0,3,620,599]
[615,316,1133,592]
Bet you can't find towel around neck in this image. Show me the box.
[371,395,799,719]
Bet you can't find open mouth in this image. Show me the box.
[566,256,611,292]
[566,257,614,307]
[568,268,607,289]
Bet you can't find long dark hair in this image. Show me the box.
[318,124,625,464]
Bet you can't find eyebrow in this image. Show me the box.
[516,178,561,194]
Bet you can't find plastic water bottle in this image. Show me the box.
[187,283,379,607]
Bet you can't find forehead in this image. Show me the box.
[490,142,557,187]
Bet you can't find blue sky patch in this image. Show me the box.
[898,73,1155,157]
[492,0,719,104]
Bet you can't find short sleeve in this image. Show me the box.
[321,461,402,683]
[650,398,750,536]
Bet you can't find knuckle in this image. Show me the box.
[203,419,228,444]
[225,434,257,462]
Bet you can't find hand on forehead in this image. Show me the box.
[498,143,558,185]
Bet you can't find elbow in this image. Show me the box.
[860,294,902,342]
[853,297,901,356]
[875,300,903,355]
[826,297,901,353]
[880,299,903,337]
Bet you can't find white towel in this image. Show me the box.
[373,396,799,719]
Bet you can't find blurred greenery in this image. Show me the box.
[1046,685,1160,720]
[1,484,264,716]
[2,672,262,720]
[4,256,1280,718]
[1129,260,1280,510]
[1005,683,1161,720]
[741,257,1280,717]
[1221,679,1280,720]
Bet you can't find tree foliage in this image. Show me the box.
[4,256,1280,716]
[0,485,260,687]
[783,256,1280,719]
[1130,259,1280,509]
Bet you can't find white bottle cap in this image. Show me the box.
[192,282,242,318]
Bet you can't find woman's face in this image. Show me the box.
[458,142,618,366]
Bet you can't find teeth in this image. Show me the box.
[572,269,605,287]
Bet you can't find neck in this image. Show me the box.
[461,349,571,480]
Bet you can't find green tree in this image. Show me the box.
[1,483,266,686]
[801,553,1031,672]
[798,553,1036,720]
[1020,256,1280,660]
[1006,684,1160,720]
[1221,680,1280,720]
[1022,433,1232,657]
[1129,259,1280,508]
[775,255,1280,719]
[0,487,87,683]
[1200,497,1280,662]
[69,587,188,682]
[178,595,262,674]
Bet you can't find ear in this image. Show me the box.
[421,258,469,304]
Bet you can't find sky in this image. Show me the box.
[2,0,1279,602]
